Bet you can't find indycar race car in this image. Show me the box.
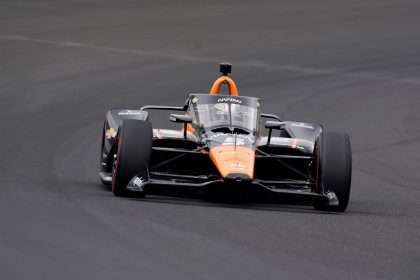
[99,63,352,211]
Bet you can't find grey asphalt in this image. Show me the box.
[1,1,420,279]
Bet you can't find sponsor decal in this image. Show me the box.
[217,97,242,104]
[222,137,246,146]
[295,145,305,151]
[153,130,162,139]
[291,139,298,149]
[133,177,145,188]
[325,190,339,206]
[207,132,225,140]
[105,128,117,139]
[290,123,315,130]
[229,163,246,170]
[118,110,141,116]
[127,176,146,192]
[155,129,181,138]
[208,133,253,142]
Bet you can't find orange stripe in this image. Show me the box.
[209,146,255,179]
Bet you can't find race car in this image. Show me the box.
[99,63,352,212]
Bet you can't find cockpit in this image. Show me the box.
[188,94,260,133]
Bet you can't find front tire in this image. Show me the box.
[112,119,153,197]
[99,121,113,185]
[313,132,352,212]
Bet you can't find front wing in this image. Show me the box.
[125,171,339,206]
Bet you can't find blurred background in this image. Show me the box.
[1,1,420,279]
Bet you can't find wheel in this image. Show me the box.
[99,122,112,185]
[112,119,153,197]
[313,132,352,212]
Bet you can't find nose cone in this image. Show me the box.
[224,173,252,183]
[209,146,255,180]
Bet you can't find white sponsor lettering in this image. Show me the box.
[118,110,141,116]
[229,163,246,170]
[133,177,145,187]
[290,123,315,130]
[208,133,253,143]
[222,137,246,146]
[217,97,242,104]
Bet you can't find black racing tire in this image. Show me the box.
[313,132,352,212]
[112,119,153,197]
[99,121,110,185]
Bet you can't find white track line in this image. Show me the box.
[1,34,419,85]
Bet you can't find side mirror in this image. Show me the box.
[265,121,285,130]
[265,121,286,145]
[182,99,189,111]
[170,114,192,139]
[261,113,281,121]
[170,114,192,123]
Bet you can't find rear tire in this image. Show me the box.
[313,132,352,212]
[112,119,153,197]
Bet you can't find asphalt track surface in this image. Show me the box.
[1,1,420,279]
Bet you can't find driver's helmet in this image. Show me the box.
[213,103,229,121]
[213,103,243,122]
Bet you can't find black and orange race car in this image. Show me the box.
[99,63,352,211]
